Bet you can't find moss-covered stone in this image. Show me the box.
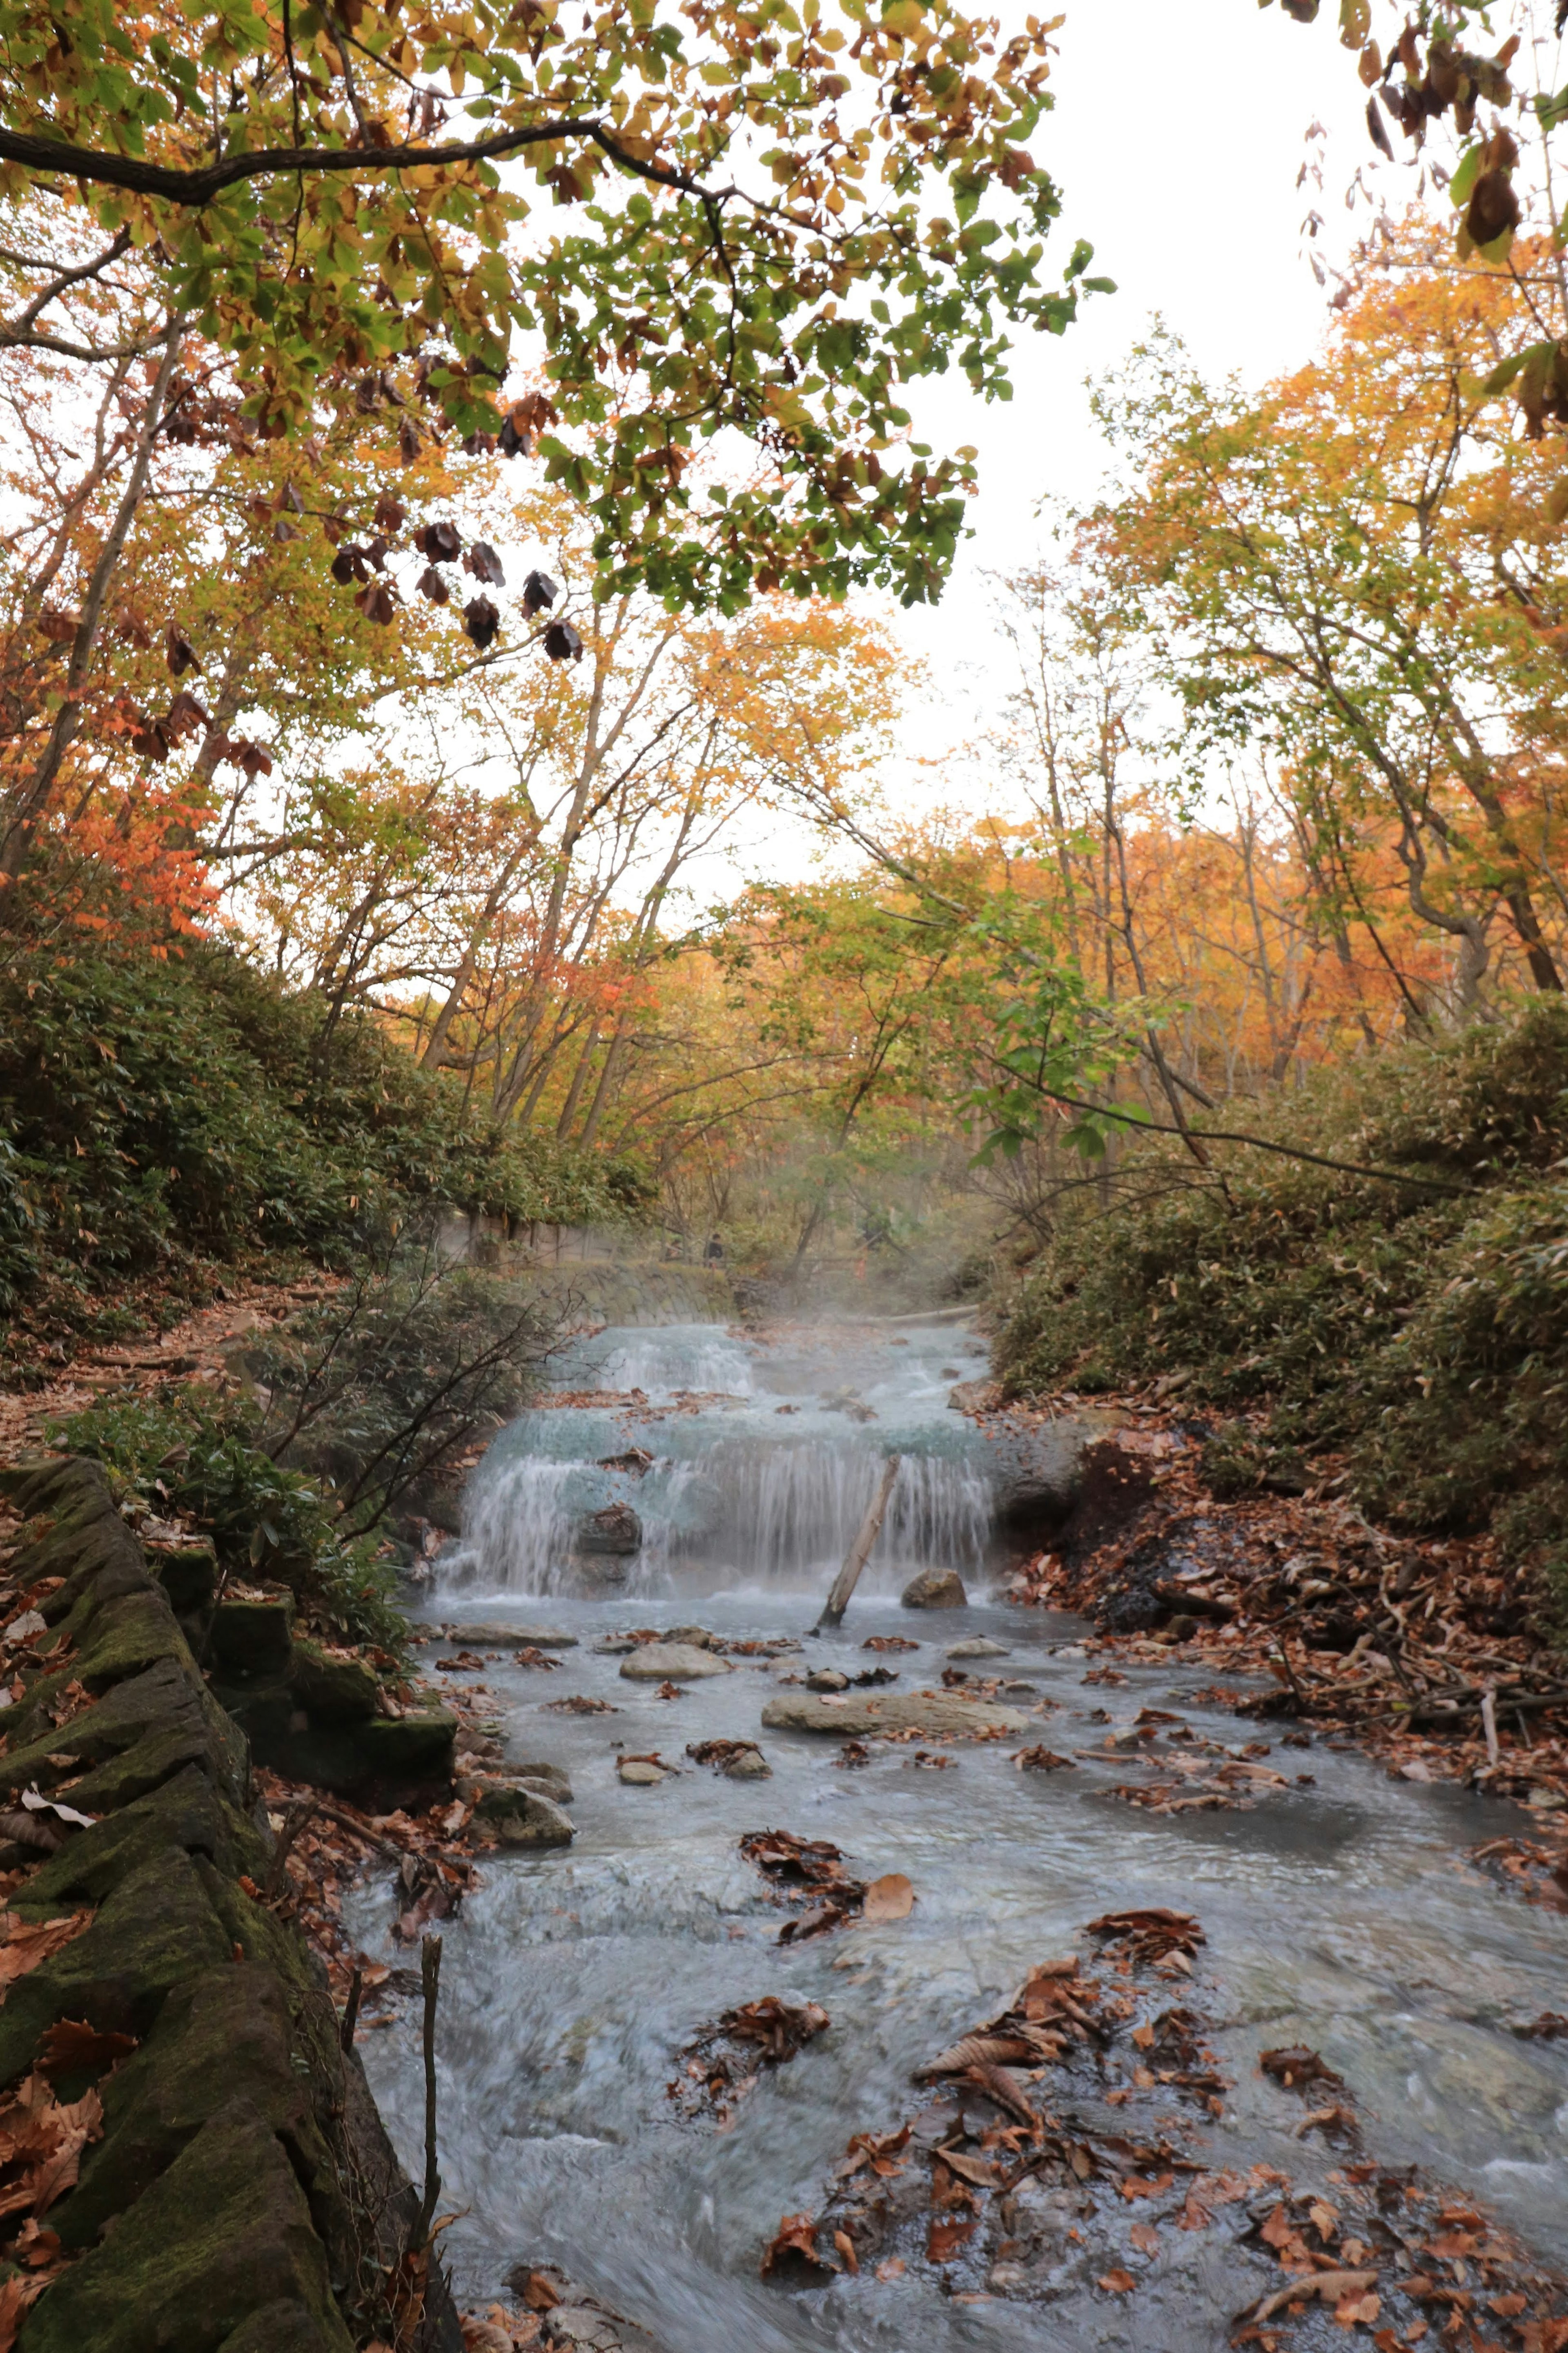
[146,1538,218,1617]
[0,1655,246,1817]
[288,1638,377,1724]
[0,1848,230,2086]
[17,1766,265,1915]
[216,2302,351,2353]
[209,1593,295,1677]
[58,1961,327,2249]
[17,2102,355,2353]
[354,1711,456,1789]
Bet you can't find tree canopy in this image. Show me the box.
[0,0,1105,609]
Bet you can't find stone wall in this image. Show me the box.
[0,1455,459,2353]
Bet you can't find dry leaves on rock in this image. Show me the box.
[543,1695,619,1715]
[686,1740,764,1771]
[36,2019,136,2079]
[761,2212,837,2283]
[833,1742,871,1769]
[1012,1746,1076,1772]
[0,2070,103,2219]
[863,1636,919,1653]
[739,1829,868,1943]
[459,2309,541,2351]
[0,1911,91,1991]
[1087,1909,1204,1970]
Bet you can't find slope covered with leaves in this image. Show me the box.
[994,1003,1568,1609]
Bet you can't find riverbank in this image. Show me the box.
[0,1452,461,2350]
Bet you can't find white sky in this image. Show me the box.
[679,0,1419,899]
[890,0,1393,737]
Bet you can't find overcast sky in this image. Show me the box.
[688,0,1418,894]
[888,0,1394,718]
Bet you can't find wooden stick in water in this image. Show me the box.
[815,1455,900,1632]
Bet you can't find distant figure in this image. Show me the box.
[703,1231,725,1266]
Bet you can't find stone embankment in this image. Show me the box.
[0,1454,460,2353]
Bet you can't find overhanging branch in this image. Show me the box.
[0,118,714,209]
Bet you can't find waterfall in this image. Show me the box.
[436,1317,996,1601]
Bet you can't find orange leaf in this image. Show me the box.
[1097,2269,1136,2294]
[926,2215,976,2264]
[862,1873,914,1923]
[1129,2221,1160,2256]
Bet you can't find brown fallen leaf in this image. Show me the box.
[36,2020,136,2080]
[832,2228,859,2274]
[862,1873,914,1923]
[1129,2221,1160,2255]
[0,2273,46,2353]
[1250,2266,1379,2324]
[761,2213,835,2282]
[1097,2268,1137,2293]
[0,1912,91,1989]
[927,2214,976,2264]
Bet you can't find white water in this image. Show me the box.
[440,1320,995,1603]
[354,1316,1568,2351]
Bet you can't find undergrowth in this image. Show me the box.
[53,1387,411,1657]
[0,934,653,1342]
[995,1001,1568,1614]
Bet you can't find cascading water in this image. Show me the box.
[351,1311,1568,2353]
[439,1318,994,1601]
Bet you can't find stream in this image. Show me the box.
[353,1314,1568,2349]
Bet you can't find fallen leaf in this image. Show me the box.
[927,2215,976,2264]
[0,1913,91,1989]
[36,2020,136,2079]
[1129,2221,1160,2255]
[761,2214,834,2282]
[832,2228,859,2274]
[1097,2268,1136,2293]
[1252,2267,1379,2324]
[862,1874,914,1923]
[874,2257,906,2280]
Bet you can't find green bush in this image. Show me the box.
[0,937,649,1325]
[51,1387,410,1657]
[995,1001,1568,1604]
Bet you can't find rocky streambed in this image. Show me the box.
[345,1316,1568,2352]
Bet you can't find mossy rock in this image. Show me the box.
[288,1638,377,1724]
[17,2101,354,2353]
[58,1961,331,2250]
[209,1593,295,1677]
[0,1655,246,1816]
[472,1785,573,1848]
[147,1539,219,1617]
[17,1766,265,1916]
[0,1848,230,2088]
[216,2302,351,2353]
[353,1711,456,1791]
[5,1590,191,1744]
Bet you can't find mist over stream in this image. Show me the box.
[352,1311,1568,2349]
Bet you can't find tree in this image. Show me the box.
[0,0,1109,610]
[1087,242,1568,1008]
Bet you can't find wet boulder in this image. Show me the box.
[947,1637,1010,1659]
[618,1642,734,1682]
[762,1690,1028,1738]
[576,1502,642,1556]
[471,1785,574,1848]
[901,1567,967,1610]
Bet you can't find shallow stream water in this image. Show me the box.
[353,1316,1568,2349]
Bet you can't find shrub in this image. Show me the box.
[995,1001,1568,1604]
